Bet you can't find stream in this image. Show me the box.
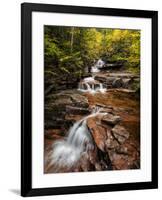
[44,59,140,173]
[48,107,107,171]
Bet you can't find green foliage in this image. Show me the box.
[80,28,102,66]
[44,26,140,91]
[44,34,60,65]
[101,29,140,73]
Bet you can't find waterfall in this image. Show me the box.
[96,59,105,68]
[78,77,106,94]
[99,83,107,93]
[91,59,105,72]
[91,66,100,73]
[84,77,95,82]
[49,108,106,169]
[85,82,91,91]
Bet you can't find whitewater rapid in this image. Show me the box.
[49,108,106,169]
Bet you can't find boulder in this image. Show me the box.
[112,125,129,144]
[66,105,90,114]
[52,91,89,108]
[69,93,89,108]
[94,75,108,83]
[45,90,90,129]
[49,98,72,108]
[106,77,116,85]
[94,104,114,113]
[94,73,139,89]
[101,113,121,126]
[99,108,114,114]
[112,78,123,88]
[122,78,132,88]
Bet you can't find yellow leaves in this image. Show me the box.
[45,25,141,76]
[110,30,131,43]
[81,28,103,59]
[103,29,140,67]
[112,30,122,41]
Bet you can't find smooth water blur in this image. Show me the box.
[91,66,100,73]
[49,108,106,169]
[78,77,106,94]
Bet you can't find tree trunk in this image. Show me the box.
[70,27,74,53]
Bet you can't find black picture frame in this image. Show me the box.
[21,2,158,197]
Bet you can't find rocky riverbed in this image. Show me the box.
[44,86,140,173]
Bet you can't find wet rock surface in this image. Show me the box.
[112,125,130,144]
[87,116,107,152]
[102,113,121,125]
[45,90,90,129]
[44,71,140,173]
[45,92,140,173]
[94,72,139,90]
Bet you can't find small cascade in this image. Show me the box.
[91,59,105,73]
[91,66,100,73]
[96,59,105,68]
[78,77,106,94]
[84,82,91,91]
[84,77,95,82]
[99,83,107,93]
[49,108,106,169]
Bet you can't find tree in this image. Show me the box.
[101,29,140,73]
[70,27,75,53]
[44,26,140,93]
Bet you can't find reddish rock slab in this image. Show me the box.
[106,138,119,150]
[66,105,90,114]
[102,113,121,126]
[105,128,120,150]
[87,117,107,152]
[112,125,129,144]
[109,151,130,170]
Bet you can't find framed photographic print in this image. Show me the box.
[21,2,158,197]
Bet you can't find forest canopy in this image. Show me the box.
[44,26,140,92]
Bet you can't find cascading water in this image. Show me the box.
[99,83,107,93]
[78,77,106,94]
[91,59,105,73]
[84,77,95,82]
[91,66,100,73]
[49,108,106,170]
[96,59,105,68]
[78,59,106,93]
